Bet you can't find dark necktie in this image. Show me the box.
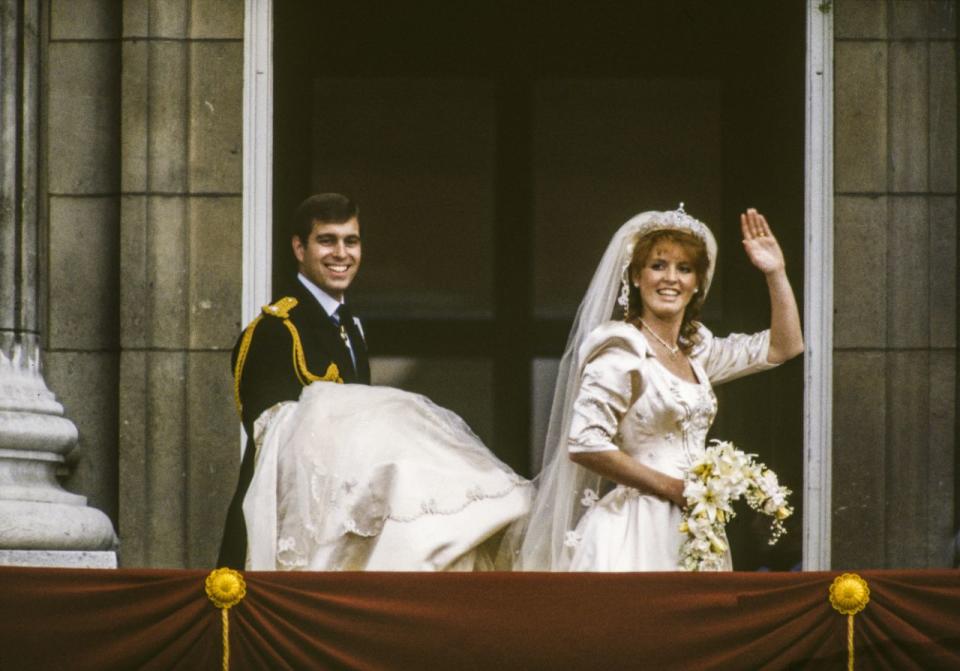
[335,303,364,375]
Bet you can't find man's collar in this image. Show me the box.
[297,273,342,317]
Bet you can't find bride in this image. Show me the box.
[513,205,803,571]
[243,381,532,571]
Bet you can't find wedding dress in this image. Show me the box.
[562,320,775,571]
[243,383,532,571]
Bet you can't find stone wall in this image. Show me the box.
[43,0,122,543]
[43,0,244,568]
[116,0,243,567]
[832,0,957,568]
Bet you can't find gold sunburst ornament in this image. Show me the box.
[206,568,247,670]
[829,573,870,671]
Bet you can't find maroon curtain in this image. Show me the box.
[1,568,957,670]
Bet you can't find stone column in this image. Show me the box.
[0,0,116,567]
[118,0,243,568]
[832,0,957,568]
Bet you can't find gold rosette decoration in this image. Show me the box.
[829,573,870,671]
[206,568,247,670]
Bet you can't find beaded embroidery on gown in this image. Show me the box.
[562,320,776,571]
[243,383,532,571]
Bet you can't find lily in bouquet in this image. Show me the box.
[678,439,792,571]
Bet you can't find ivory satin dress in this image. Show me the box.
[243,383,532,571]
[564,321,777,571]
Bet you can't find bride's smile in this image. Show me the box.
[635,242,698,320]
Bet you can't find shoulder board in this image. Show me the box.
[261,296,299,319]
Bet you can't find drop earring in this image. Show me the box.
[617,264,631,312]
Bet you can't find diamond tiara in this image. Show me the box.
[637,202,711,244]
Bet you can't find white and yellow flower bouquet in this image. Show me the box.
[679,439,792,571]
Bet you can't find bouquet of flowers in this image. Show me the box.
[678,439,792,571]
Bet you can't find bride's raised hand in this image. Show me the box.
[740,208,786,275]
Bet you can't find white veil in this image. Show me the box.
[513,207,716,570]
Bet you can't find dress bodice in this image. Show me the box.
[567,321,774,478]
[616,360,717,477]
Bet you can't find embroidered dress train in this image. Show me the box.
[563,321,773,571]
[243,382,532,571]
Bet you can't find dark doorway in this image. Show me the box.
[273,0,806,570]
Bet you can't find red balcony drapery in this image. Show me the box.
[1,568,957,670]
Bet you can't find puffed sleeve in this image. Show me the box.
[567,323,646,454]
[691,323,778,385]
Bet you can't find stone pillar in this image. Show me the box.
[0,0,116,567]
[832,0,957,568]
[118,0,243,567]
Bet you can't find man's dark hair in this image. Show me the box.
[291,193,359,242]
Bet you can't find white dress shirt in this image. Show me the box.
[296,273,364,365]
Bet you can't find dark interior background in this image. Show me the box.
[273,0,806,570]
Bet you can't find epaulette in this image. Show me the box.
[232,297,342,417]
[261,296,299,319]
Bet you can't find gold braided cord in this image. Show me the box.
[282,319,344,385]
[232,315,264,416]
[321,362,343,384]
[205,568,246,671]
[233,297,345,418]
[284,319,310,387]
[847,614,854,671]
[829,573,870,671]
[221,609,230,671]
[233,298,299,415]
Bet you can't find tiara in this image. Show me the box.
[636,203,710,243]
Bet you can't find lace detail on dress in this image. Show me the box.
[277,536,308,569]
[342,518,378,537]
[363,478,530,529]
[305,463,532,539]
[570,426,615,451]
[610,485,642,504]
[569,394,620,450]
[661,375,717,468]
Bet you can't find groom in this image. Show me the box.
[218,192,372,568]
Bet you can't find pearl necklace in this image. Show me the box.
[639,319,680,359]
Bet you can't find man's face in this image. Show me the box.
[292,217,361,300]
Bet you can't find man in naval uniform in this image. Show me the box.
[218,193,371,568]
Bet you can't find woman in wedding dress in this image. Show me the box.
[243,382,532,571]
[514,206,803,571]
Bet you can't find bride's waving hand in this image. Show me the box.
[740,208,804,364]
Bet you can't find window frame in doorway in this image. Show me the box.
[240,0,836,571]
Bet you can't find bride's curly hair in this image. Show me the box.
[624,229,710,355]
